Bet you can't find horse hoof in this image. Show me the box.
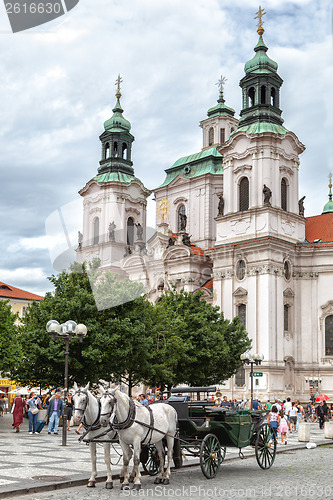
[133,484,142,490]
[129,475,135,483]
[162,478,170,485]
[105,482,113,489]
[87,481,96,488]
[119,476,124,483]
[121,484,130,491]
[154,478,162,484]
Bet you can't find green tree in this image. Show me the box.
[12,262,150,390]
[147,288,251,391]
[0,300,22,375]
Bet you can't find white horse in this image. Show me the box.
[73,382,116,489]
[100,388,178,490]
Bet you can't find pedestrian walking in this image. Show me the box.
[11,393,27,432]
[26,392,42,435]
[288,402,298,432]
[267,405,280,437]
[0,396,5,416]
[278,409,289,445]
[295,400,305,430]
[65,394,74,431]
[47,391,64,435]
[316,401,329,429]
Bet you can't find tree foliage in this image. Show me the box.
[0,300,22,375]
[147,288,251,390]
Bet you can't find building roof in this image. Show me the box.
[244,35,278,75]
[157,147,223,188]
[305,213,333,244]
[0,281,43,301]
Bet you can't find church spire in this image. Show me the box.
[98,75,135,176]
[237,7,285,134]
[207,75,235,119]
[322,173,333,214]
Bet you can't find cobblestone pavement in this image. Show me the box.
[1,412,332,499]
[23,446,333,500]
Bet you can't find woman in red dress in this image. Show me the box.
[12,393,26,432]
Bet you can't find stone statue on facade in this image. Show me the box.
[298,196,306,217]
[167,236,175,248]
[182,233,191,247]
[124,245,132,257]
[78,231,83,249]
[108,221,116,241]
[179,213,187,232]
[263,184,272,205]
[135,222,144,241]
[217,195,224,216]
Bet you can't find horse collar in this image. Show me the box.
[112,397,136,430]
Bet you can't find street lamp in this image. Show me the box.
[240,352,264,410]
[46,320,87,446]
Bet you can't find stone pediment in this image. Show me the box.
[283,288,295,298]
[163,245,191,261]
[167,175,189,188]
[233,287,248,297]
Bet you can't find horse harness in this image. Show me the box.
[74,389,113,443]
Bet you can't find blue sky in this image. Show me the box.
[0,0,332,295]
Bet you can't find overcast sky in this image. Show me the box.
[0,0,332,296]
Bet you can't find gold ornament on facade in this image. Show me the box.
[157,198,170,223]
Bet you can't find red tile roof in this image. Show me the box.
[190,244,204,256]
[202,279,213,291]
[305,213,333,244]
[0,281,43,301]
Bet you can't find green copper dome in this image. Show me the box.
[104,95,131,132]
[322,179,333,213]
[207,91,235,118]
[244,35,278,75]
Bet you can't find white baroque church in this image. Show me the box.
[77,19,333,401]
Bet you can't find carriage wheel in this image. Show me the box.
[141,445,160,476]
[255,423,277,470]
[200,434,222,479]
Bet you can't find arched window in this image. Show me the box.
[283,261,291,280]
[177,204,186,232]
[104,142,110,159]
[271,87,276,107]
[237,304,246,327]
[239,177,249,212]
[325,315,333,356]
[122,142,127,159]
[248,87,255,107]
[261,85,266,104]
[208,127,214,146]
[236,260,246,281]
[220,128,225,144]
[127,217,134,246]
[235,366,245,386]
[281,178,287,211]
[284,305,289,331]
[93,217,99,245]
[113,141,118,157]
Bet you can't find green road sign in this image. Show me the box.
[252,372,263,377]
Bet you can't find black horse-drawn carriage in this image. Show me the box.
[143,386,276,479]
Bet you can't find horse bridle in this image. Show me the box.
[101,392,136,430]
[73,389,89,417]
[100,392,116,420]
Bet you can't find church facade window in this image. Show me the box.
[325,315,333,356]
[235,366,245,386]
[122,142,128,159]
[248,87,255,107]
[208,127,214,146]
[93,217,99,245]
[236,260,246,281]
[220,128,225,144]
[284,305,289,331]
[271,87,277,107]
[177,204,186,232]
[261,85,266,104]
[104,142,110,159]
[127,217,134,246]
[239,177,249,212]
[283,261,291,281]
[237,304,246,326]
[281,178,287,211]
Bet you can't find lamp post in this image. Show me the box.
[46,320,87,446]
[240,352,264,410]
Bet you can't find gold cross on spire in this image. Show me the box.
[115,74,123,98]
[255,5,266,35]
[216,75,227,95]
